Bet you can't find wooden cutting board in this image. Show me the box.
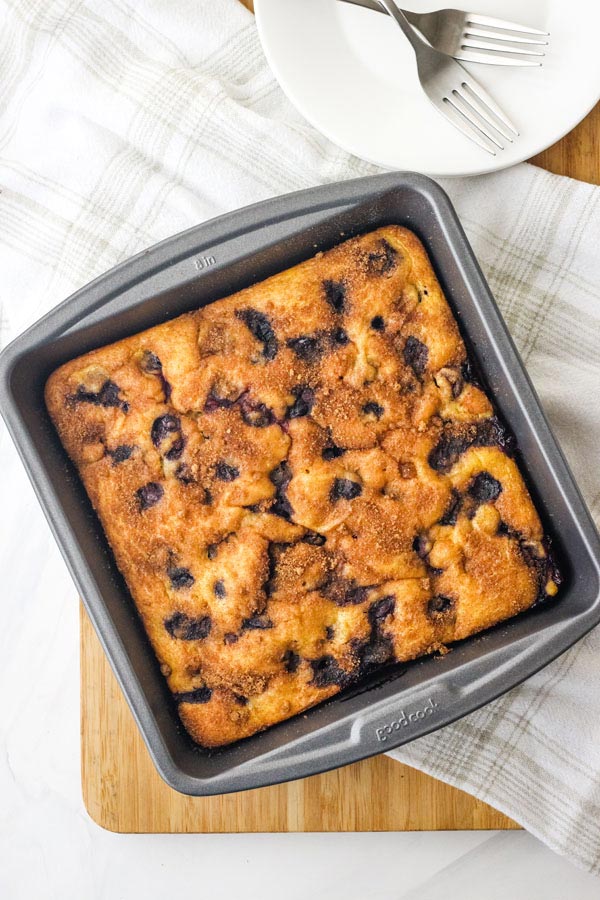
[81,0,600,833]
[81,605,518,832]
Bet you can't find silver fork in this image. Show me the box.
[339,0,548,66]
[377,0,518,154]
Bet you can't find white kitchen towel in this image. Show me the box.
[1,0,599,874]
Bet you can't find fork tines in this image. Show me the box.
[462,12,549,65]
[466,12,549,37]
[440,78,519,155]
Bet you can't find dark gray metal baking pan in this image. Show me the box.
[1,171,599,796]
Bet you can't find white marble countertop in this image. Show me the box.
[1,439,599,899]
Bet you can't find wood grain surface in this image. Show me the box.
[81,0,600,833]
[81,607,517,832]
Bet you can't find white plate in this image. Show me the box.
[254,0,600,176]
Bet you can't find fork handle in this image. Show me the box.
[338,0,424,29]
[338,0,387,10]
[376,0,423,52]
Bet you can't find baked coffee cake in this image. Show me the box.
[45,226,560,747]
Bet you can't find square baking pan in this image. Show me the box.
[1,171,599,796]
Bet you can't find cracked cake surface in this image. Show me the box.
[45,226,560,747]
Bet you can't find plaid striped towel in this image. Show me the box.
[2,0,600,872]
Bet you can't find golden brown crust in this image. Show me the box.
[45,226,560,747]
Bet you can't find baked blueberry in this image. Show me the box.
[204,387,236,412]
[367,239,398,275]
[164,611,211,640]
[439,489,462,526]
[439,366,464,399]
[175,463,195,484]
[286,385,315,419]
[109,444,134,464]
[167,566,195,590]
[344,584,370,605]
[282,649,300,673]
[215,461,240,482]
[213,579,226,598]
[240,398,275,428]
[136,481,164,510]
[429,419,513,473]
[269,461,293,520]
[242,614,274,630]
[139,351,171,400]
[236,308,278,360]
[362,401,384,419]
[151,414,180,447]
[302,531,326,546]
[427,595,454,617]
[264,540,284,597]
[271,495,292,520]
[270,461,291,490]
[412,534,431,559]
[73,379,128,412]
[356,634,395,675]
[403,336,429,377]
[323,279,346,314]
[165,436,185,460]
[322,443,346,461]
[476,416,515,454]
[428,431,472,472]
[287,334,322,362]
[139,350,162,374]
[370,315,385,331]
[368,595,395,623]
[469,471,502,503]
[204,395,229,413]
[330,477,362,501]
[160,376,172,402]
[309,654,348,688]
[324,578,369,607]
[173,686,212,704]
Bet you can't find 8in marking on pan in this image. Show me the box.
[194,255,216,271]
